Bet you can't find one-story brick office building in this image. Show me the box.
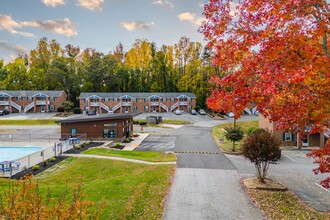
[56,112,141,141]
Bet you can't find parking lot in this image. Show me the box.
[134,134,176,152]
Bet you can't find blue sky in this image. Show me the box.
[0,0,207,61]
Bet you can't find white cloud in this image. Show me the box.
[121,21,155,31]
[178,12,205,26]
[0,41,27,55]
[41,0,65,7]
[77,0,103,11]
[152,0,173,9]
[21,18,77,37]
[0,14,35,37]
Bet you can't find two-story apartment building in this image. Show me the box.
[0,90,67,113]
[79,92,197,114]
[259,114,328,148]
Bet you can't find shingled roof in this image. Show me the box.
[79,92,196,99]
[0,90,65,97]
[56,112,142,124]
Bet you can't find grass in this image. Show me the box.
[134,119,191,125]
[0,157,175,219]
[0,119,57,125]
[213,120,258,152]
[162,120,191,125]
[248,189,330,219]
[83,148,177,162]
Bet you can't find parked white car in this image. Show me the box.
[174,109,182,115]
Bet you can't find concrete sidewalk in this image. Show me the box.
[123,133,149,151]
[63,153,176,165]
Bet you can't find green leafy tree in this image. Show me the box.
[224,126,244,152]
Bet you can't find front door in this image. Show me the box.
[302,133,309,147]
[41,105,45,112]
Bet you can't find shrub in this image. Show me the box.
[32,165,40,171]
[247,127,257,136]
[42,161,48,166]
[250,128,266,136]
[241,130,281,183]
[49,157,56,162]
[64,106,71,112]
[133,133,140,137]
[139,122,147,126]
[115,143,121,147]
[195,106,201,111]
[73,107,82,114]
[224,126,244,151]
[85,141,90,145]
[0,175,105,219]
[76,145,81,150]
[57,106,64,112]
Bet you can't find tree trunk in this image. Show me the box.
[232,118,237,151]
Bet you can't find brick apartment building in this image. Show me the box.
[259,114,328,148]
[0,90,67,113]
[79,92,197,114]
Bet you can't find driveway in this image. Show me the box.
[163,125,263,219]
[227,150,330,212]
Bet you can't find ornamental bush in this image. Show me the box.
[241,130,281,183]
[224,126,244,151]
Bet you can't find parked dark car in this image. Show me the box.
[87,110,97,116]
[198,109,206,115]
[0,110,9,116]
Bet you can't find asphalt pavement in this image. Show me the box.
[161,125,264,219]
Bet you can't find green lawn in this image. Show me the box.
[213,120,258,152]
[83,148,176,162]
[0,119,57,125]
[134,119,191,125]
[0,157,175,219]
[248,189,330,219]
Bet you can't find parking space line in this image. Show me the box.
[315,183,330,193]
[282,153,296,162]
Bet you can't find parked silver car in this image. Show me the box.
[198,109,206,115]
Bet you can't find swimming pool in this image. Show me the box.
[0,146,43,162]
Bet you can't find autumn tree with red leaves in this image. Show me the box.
[201,0,330,187]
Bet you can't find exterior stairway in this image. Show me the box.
[11,101,22,112]
[160,102,168,112]
[170,102,178,112]
[112,103,121,112]
[24,102,34,113]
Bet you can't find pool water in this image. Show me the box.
[0,147,43,161]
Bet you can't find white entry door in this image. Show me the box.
[302,133,309,147]
[41,105,45,112]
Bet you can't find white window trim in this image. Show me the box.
[284,132,292,141]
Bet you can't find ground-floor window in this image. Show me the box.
[104,129,118,138]
[71,128,77,137]
[283,132,293,141]
[50,105,55,110]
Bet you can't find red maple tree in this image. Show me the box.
[201,0,330,187]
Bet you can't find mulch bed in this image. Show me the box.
[10,156,69,180]
[10,142,104,180]
[65,142,104,154]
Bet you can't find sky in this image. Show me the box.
[0,0,207,61]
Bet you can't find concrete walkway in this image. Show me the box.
[62,153,176,165]
[123,133,149,151]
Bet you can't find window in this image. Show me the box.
[104,123,117,127]
[170,98,174,102]
[283,132,293,141]
[145,106,149,110]
[114,98,118,102]
[50,105,55,110]
[105,98,109,102]
[17,96,22,101]
[144,98,147,102]
[84,106,88,111]
[49,97,55,101]
[71,128,77,137]
[163,98,167,102]
[103,129,117,138]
